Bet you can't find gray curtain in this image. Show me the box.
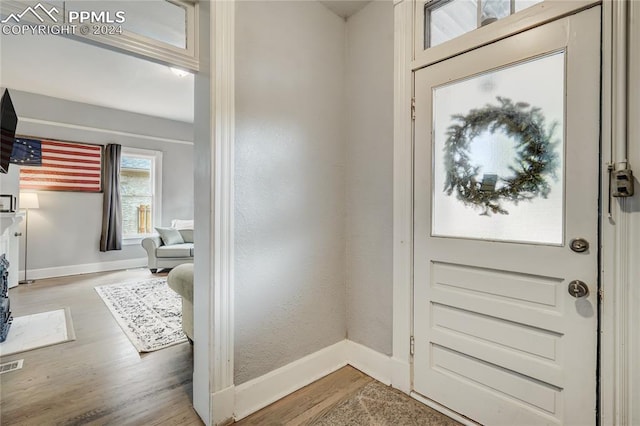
[100,144,122,251]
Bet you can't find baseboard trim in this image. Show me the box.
[20,258,147,280]
[233,340,347,421]
[390,356,412,394]
[212,385,235,426]
[230,340,466,425]
[344,340,392,386]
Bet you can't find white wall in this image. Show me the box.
[345,1,395,356]
[234,0,347,385]
[7,90,194,273]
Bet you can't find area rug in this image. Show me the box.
[95,277,187,353]
[311,381,462,425]
[0,307,76,357]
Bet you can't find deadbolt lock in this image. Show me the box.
[568,280,589,298]
[570,238,589,253]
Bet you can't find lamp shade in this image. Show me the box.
[20,192,39,209]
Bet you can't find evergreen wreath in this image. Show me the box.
[443,97,559,215]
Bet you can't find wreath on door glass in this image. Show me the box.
[443,97,559,215]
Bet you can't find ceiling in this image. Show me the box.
[319,0,371,19]
[0,32,194,123]
[0,0,372,124]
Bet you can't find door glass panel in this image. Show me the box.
[431,51,565,245]
[426,0,544,48]
[480,0,510,25]
[429,0,477,48]
[515,0,544,12]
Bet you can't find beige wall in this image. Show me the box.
[345,1,395,355]
[234,0,347,385]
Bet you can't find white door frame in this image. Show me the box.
[391,0,635,424]
[599,1,638,425]
[193,1,236,425]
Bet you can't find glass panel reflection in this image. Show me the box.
[515,0,544,12]
[67,0,187,49]
[480,0,510,26]
[431,51,565,245]
[427,0,544,48]
[429,0,477,48]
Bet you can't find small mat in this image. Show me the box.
[0,307,76,357]
[312,381,462,425]
[95,277,187,353]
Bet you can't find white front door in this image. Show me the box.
[413,7,600,426]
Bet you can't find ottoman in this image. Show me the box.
[167,263,194,342]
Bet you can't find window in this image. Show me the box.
[0,0,199,71]
[120,148,162,243]
[425,0,544,48]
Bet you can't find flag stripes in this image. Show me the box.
[19,139,102,192]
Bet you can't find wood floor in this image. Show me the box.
[235,366,375,425]
[2,269,456,426]
[0,269,202,426]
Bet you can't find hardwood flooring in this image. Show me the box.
[235,366,375,425]
[235,366,460,426]
[1,269,457,426]
[0,269,202,426]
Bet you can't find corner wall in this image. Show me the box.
[234,1,347,384]
[345,1,395,356]
[8,90,194,275]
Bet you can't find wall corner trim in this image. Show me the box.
[231,339,411,422]
[192,0,236,424]
[390,356,412,394]
[345,340,393,386]
[212,385,235,426]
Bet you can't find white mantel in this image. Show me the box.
[1,212,22,235]
[1,212,24,289]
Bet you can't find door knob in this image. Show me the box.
[568,280,589,298]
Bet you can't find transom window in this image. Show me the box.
[120,148,162,242]
[425,0,544,48]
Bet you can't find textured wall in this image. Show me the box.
[8,90,194,271]
[235,0,347,385]
[345,1,395,355]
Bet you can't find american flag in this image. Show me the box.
[19,139,103,192]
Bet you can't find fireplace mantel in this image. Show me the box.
[1,212,23,235]
[0,212,24,289]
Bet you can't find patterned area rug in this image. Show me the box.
[95,278,187,353]
[312,381,462,425]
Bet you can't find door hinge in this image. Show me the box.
[599,288,604,301]
[411,97,416,121]
[410,335,415,356]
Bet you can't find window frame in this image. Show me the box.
[120,147,163,245]
[0,0,199,71]
[423,0,542,50]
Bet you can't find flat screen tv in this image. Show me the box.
[0,88,18,174]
